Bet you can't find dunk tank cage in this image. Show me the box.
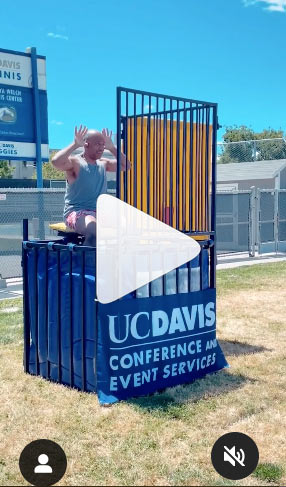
[22,87,228,405]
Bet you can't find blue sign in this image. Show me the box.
[0,48,49,164]
[96,289,228,404]
[0,85,48,143]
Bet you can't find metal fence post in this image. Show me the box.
[256,188,261,254]
[274,188,279,254]
[249,186,256,257]
[22,219,30,373]
[233,191,238,251]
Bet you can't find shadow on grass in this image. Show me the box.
[128,370,255,418]
[219,339,272,356]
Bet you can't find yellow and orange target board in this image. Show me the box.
[120,117,213,239]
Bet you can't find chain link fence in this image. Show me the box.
[0,189,65,279]
[216,190,252,254]
[258,189,286,253]
[217,138,286,163]
[1,187,286,279]
[216,188,286,255]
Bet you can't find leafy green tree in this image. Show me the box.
[223,126,255,143]
[42,161,66,180]
[0,160,15,178]
[255,129,286,161]
[219,126,286,164]
[219,126,254,164]
[33,151,66,180]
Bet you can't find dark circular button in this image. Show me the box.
[211,432,259,480]
[19,439,67,486]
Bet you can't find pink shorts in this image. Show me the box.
[65,210,96,231]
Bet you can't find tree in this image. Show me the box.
[42,161,66,180]
[218,126,286,164]
[33,151,66,180]
[0,160,15,178]
[255,129,286,161]
[219,126,254,164]
[223,126,255,143]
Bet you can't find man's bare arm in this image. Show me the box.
[51,125,88,171]
[105,147,131,172]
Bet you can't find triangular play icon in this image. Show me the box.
[96,194,201,303]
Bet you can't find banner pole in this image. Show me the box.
[29,47,43,189]
[29,47,45,239]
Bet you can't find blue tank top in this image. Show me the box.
[63,155,107,218]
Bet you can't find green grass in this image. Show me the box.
[0,297,22,310]
[0,299,22,345]
[216,261,286,294]
[254,464,284,483]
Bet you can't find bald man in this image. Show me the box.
[52,125,130,246]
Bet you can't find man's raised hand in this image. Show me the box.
[74,125,88,148]
[102,128,114,151]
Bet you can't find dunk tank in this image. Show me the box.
[22,88,228,404]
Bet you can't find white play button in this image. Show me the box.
[96,194,201,304]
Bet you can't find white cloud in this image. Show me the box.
[47,32,69,41]
[267,2,286,9]
[243,0,286,12]
[51,120,64,125]
[144,104,154,111]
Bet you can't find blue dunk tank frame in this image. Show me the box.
[22,87,228,405]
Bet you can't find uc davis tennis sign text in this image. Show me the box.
[0,48,48,161]
[96,288,228,404]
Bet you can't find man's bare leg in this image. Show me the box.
[75,214,96,246]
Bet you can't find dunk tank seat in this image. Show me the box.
[49,222,85,245]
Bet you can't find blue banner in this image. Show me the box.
[96,289,228,404]
[0,84,48,143]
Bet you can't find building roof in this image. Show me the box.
[217,159,286,182]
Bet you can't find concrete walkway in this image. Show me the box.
[1,253,285,301]
[217,251,286,270]
[0,278,23,301]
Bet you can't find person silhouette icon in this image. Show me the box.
[34,454,53,473]
[20,439,67,485]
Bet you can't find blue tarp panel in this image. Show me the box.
[27,248,96,391]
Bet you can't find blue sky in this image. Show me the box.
[1,0,286,147]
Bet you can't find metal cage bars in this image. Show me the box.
[116,87,217,236]
[116,87,218,287]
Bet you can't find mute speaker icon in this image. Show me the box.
[224,446,245,467]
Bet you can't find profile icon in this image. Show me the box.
[34,454,53,474]
[19,439,67,486]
